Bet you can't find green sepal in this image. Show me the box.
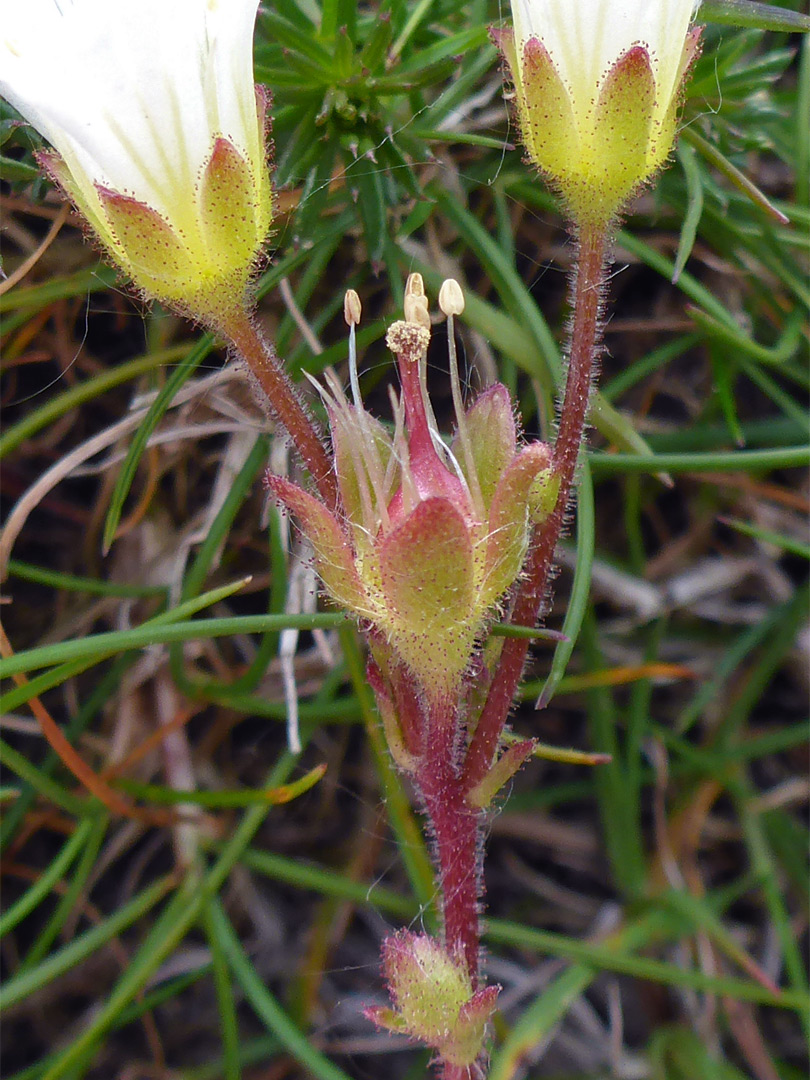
[584,45,656,224]
[330,402,396,551]
[379,498,476,696]
[528,467,560,523]
[483,443,552,605]
[199,136,266,272]
[499,30,577,185]
[466,739,536,809]
[454,383,516,512]
[96,185,190,298]
[369,931,500,1067]
[265,474,367,614]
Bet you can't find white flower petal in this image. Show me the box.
[0,0,262,221]
[512,0,698,123]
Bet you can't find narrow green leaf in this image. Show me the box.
[6,559,166,599]
[699,0,810,33]
[203,897,241,1080]
[534,457,595,709]
[710,345,745,447]
[588,445,809,474]
[720,516,810,559]
[0,819,94,938]
[102,334,214,551]
[0,609,347,680]
[0,876,173,1010]
[672,141,704,284]
[681,125,790,224]
[0,347,185,460]
[210,898,353,1080]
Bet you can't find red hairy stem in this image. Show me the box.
[417,694,483,981]
[221,309,338,512]
[461,225,609,793]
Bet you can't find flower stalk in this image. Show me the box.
[419,692,483,980]
[463,223,609,793]
[220,308,338,512]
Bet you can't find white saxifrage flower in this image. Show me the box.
[496,0,702,226]
[0,0,272,323]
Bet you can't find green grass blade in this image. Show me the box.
[533,456,595,710]
[0,818,94,938]
[210,897,353,1080]
[101,334,214,551]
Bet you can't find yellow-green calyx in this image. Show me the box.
[497,0,701,226]
[364,931,500,1068]
[1,0,272,326]
[44,128,272,324]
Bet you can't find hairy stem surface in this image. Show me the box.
[462,224,609,793]
[221,309,338,511]
[418,695,483,981]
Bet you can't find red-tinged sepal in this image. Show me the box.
[519,37,577,179]
[35,150,105,242]
[466,739,536,809]
[369,931,499,1067]
[363,1005,408,1034]
[483,443,552,605]
[375,679,418,773]
[96,185,189,295]
[496,31,577,187]
[655,26,703,169]
[528,465,561,524]
[588,45,656,223]
[264,473,367,614]
[452,984,501,1067]
[678,27,704,88]
[379,498,476,698]
[200,136,267,272]
[329,401,396,548]
[255,83,273,145]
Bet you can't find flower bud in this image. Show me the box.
[364,932,499,1068]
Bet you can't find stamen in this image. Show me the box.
[344,289,363,411]
[344,288,362,326]
[439,279,484,518]
[404,272,431,331]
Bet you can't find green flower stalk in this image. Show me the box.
[465,0,704,803]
